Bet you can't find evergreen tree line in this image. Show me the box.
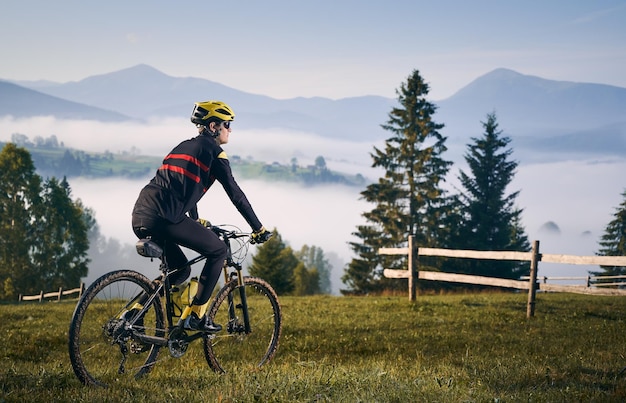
[248,230,332,296]
[341,69,626,295]
[6,133,147,179]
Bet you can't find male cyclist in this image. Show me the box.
[131,100,271,332]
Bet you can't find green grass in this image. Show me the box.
[2,293,626,402]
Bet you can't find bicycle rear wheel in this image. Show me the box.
[203,276,282,373]
[68,270,165,387]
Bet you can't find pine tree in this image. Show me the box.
[292,262,320,296]
[343,69,453,294]
[296,245,332,294]
[592,189,626,278]
[451,112,530,279]
[248,229,298,295]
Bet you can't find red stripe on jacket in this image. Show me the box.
[159,164,201,183]
[164,153,209,172]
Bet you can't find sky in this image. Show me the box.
[1,1,626,100]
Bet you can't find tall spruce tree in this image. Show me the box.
[342,70,452,294]
[592,189,626,279]
[451,112,530,279]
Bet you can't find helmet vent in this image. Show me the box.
[193,106,209,118]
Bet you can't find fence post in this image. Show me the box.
[526,240,540,318]
[408,235,416,302]
[79,282,85,298]
[57,287,63,301]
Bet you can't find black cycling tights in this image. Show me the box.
[133,216,227,306]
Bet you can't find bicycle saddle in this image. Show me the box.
[136,238,163,258]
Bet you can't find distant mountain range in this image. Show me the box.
[2,64,626,161]
[0,80,129,122]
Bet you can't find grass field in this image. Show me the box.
[1,292,626,402]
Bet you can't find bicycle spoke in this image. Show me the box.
[203,277,281,373]
[68,270,165,387]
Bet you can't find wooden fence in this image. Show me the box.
[380,238,626,318]
[18,283,85,302]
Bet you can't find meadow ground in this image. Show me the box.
[1,292,626,402]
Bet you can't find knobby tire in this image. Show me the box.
[68,270,165,387]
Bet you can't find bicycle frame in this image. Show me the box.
[127,227,254,347]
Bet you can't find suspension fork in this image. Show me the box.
[222,263,252,334]
[237,268,252,333]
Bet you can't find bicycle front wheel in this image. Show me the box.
[203,276,282,373]
[68,270,165,387]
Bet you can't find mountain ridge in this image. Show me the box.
[0,80,130,121]
[438,68,626,134]
[12,64,393,141]
[3,65,626,160]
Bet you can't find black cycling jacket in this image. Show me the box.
[132,133,262,231]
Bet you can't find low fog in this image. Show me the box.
[2,116,625,291]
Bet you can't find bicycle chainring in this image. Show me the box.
[167,327,189,358]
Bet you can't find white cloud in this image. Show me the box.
[125,33,140,44]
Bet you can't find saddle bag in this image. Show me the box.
[135,238,163,258]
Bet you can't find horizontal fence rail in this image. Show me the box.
[18,283,84,302]
[379,238,626,318]
[523,275,626,288]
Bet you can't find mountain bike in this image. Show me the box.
[68,224,282,387]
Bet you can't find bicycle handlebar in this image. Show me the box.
[201,221,269,244]
[208,225,251,240]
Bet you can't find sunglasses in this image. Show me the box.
[222,121,231,129]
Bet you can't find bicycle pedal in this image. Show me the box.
[236,303,243,309]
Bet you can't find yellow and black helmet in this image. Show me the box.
[190,100,235,126]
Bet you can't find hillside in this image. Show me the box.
[0,136,368,187]
[0,80,130,121]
